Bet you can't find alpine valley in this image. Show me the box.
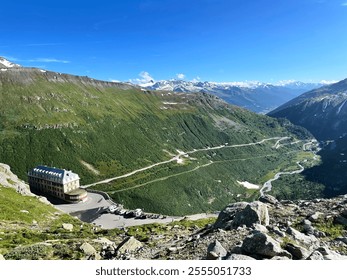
[0,57,318,215]
[1,57,347,260]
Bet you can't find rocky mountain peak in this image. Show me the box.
[0,57,21,68]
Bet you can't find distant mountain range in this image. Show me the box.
[269,78,347,140]
[141,79,333,113]
[269,78,347,197]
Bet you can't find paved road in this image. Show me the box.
[55,192,217,229]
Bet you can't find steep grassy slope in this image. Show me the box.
[0,67,314,215]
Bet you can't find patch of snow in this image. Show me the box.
[0,57,20,68]
[163,102,178,105]
[0,68,7,71]
[40,69,47,73]
[336,100,347,115]
[237,180,260,189]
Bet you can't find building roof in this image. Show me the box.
[28,165,80,184]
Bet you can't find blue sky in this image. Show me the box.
[1,0,347,83]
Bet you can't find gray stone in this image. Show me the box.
[80,242,97,256]
[307,251,324,260]
[270,256,291,260]
[302,219,315,235]
[232,201,269,228]
[241,232,291,258]
[116,236,143,254]
[214,202,248,229]
[38,196,51,205]
[259,194,279,205]
[226,254,256,260]
[308,212,323,222]
[253,224,268,233]
[286,227,318,247]
[316,247,347,260]
[335,236,347,245]
[62,223,74,231]
[285,243,311,260]
[335,215,347,226]
[207,240,227,260]
[341,209,347,218]
[93,237,115,247]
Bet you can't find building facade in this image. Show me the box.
[28,165,87,203]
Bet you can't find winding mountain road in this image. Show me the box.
[82,136,287,188]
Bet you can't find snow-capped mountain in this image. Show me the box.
[0,57,21,68]
[269,78,347,140]
[141,79,329,113]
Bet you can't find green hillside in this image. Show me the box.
[0,67,315,215]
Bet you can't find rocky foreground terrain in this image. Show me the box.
[0,163,346,260]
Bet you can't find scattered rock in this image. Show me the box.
[116,236,143,254]
[38,196,51,205]
[207,240,227,260]
[80,242,97,256]
[341,209,347,218]
[241,232,291,259]
[315,247,347,260]
[232,201,269,228]
[285,243,311,260]
[93,237,115,247]
[308,212,323,222]
[259,194,279,205]
[286,227,318,247]
[253,224,268,233]
[62,223,74,231]
[0,254,5,260]
[335,215,347,226]
[307,251,324,260]
[270,256,291,260]
[20,210,29,214]
[226,254,256,260]
[302,219,315,235]
[335,237,347,245]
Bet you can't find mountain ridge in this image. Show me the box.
[141,79,332,113]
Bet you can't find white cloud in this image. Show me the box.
[342,2,347,6]
[28,58,70,64]
[176,73,185,79]
[191,76,201,83]
[2,56,70,64]
[129,71,155,86]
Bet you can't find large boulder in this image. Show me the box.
[214,202,249,229]
[241,232,291,259]
[207,240,227,260]
[232,201,269,228]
